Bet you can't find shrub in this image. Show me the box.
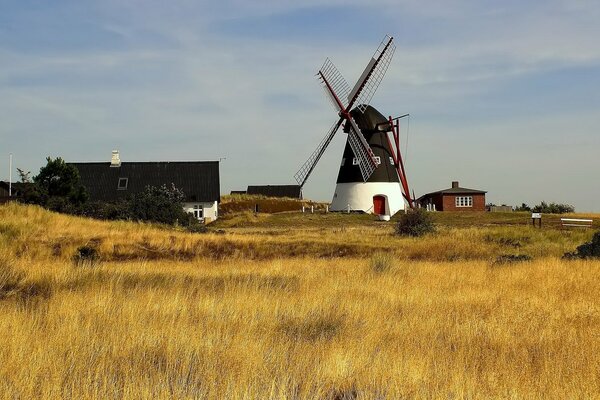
[563,231,600,259]
[73,245,100,267]
[127,184,196,226]
[186,222,208,234]
[78,200,130,220]
[395,208,435,237]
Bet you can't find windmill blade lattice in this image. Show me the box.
[346,119,378,181]
[294,118,343,186]
[318,58,351,111]
[348,35,396,113]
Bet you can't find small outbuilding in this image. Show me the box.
[0,181,30,203]
[418,181,486,212]
[246,185,302,199]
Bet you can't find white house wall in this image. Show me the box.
[330,182,405,216]
[183,201,219,223]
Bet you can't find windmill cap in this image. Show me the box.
[345,105,391,133]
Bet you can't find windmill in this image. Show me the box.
[294,35,414,217]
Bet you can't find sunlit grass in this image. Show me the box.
[0,203,599,398]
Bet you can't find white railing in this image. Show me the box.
[560,218,593,228]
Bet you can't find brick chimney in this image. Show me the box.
[452,181,459,188]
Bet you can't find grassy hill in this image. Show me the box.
[1,202,599,398]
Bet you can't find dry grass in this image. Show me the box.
[0,203,599,398]
[1,203,595,262]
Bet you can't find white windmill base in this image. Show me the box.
[330,182,406,216]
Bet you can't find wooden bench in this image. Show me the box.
[560,218,593,228]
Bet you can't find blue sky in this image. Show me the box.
[1,0,599,211]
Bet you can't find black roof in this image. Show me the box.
[70,162,220,203]
[247,185,302,199]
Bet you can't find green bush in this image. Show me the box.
[396,208,435,237]
[127,184,196,226]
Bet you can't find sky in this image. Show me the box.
[1,0,599,211]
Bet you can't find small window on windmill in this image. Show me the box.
[341,158,346,166]
[352,158,360,165]
[374,156,381,165]
[389,157,394,165]
[117,178,128,190]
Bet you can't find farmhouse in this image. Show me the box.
[418,181,486,211]
[70,151,220,222]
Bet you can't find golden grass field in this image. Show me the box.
[1,202,599,399]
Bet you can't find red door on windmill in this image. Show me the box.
[373,195,386,215]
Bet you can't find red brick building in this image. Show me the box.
[418,181,486,211]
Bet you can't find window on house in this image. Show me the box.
[192,204,203,220]
[455,196,473,207]
[117,178,128,190]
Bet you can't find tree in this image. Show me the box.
[33,157,88,210]
[531,201,574,214]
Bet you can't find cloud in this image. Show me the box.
[1,0,599,210]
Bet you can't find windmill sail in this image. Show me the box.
[346,119,378,181]
[295,35,395,188]
[294,119,344,187]
[318,58,351,111]
[347,35,396,113]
